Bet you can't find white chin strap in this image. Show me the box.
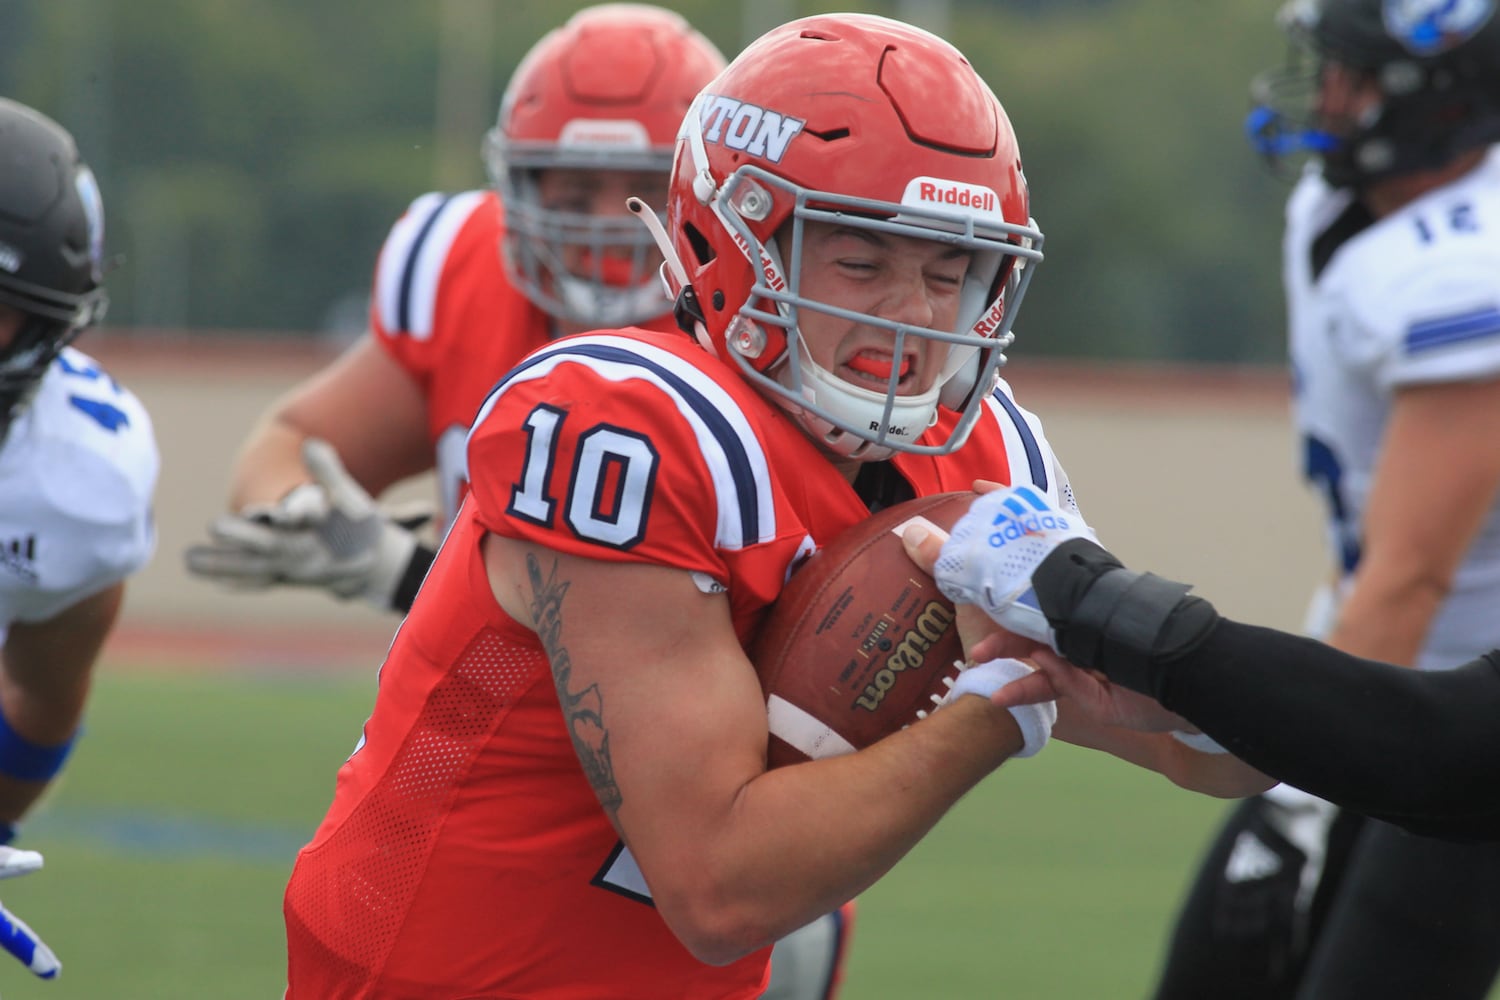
[777,346,942,461]
[554,273,669,330]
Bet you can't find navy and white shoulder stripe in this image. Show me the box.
[374,189,489,340]
[984,381,1049,493]
[472,335,778,551]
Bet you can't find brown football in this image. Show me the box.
[751,491,977,769]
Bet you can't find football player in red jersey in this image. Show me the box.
[277,13,1273,999]
[187,6,856,998]
[188,4,725,606]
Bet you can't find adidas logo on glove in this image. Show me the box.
[985,487,1073,549]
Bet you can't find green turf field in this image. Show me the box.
[0,667,378,1000]
[0,664,1485,999]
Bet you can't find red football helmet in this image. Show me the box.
[483,4,726,329]
[651,13,1043,459]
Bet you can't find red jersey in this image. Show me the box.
[368,189,678,526]
[284,330,1073,999]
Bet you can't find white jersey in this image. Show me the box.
[1284,146,1500,670]
[0,346,158,633]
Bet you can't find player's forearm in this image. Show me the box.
[1324,557,1447,667]
[0,587,121,823]
[226,416,312,509]
[1055,710,1272,799]
[1153,621,1500,838]
[0,667,88,825]
[648,698,1019,964]
[1027,539,1500,838]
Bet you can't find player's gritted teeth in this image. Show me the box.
[843,349,917,392]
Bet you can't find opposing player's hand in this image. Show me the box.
[184,438,426,611]
[929,486,1097,647]
[939,658,1057,757]
[0,846,59,982]
[992,649,1190,734]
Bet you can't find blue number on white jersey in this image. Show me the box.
[56,354,130,431]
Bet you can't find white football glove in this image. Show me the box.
[0,846,59,981]
[185,438,426,611]
[939,658,1056,758]
[933,486,1098,648]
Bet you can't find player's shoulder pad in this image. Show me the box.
[26,348,159,529]
[373,188,497,340]
[482,329,764,429]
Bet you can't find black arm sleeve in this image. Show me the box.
[1157,622,1500,841]
[1030,539,1500,840]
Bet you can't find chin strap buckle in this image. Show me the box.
[673,285,706,335]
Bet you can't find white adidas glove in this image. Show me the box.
[185,438,424,611]
[940,658,1056,758]
[0,846,59,982]
[934,486,1098,648]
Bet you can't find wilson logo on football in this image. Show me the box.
[852,602,955,713]
[697,95,806,164]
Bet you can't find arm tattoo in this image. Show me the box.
[526,553,623,817]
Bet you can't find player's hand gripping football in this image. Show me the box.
[890,511,1057,758]
[0,845,60,985]
[185,438,427,611]
[929,484,1096,650]
[903,486,1192,736]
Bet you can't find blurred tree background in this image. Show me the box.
[0,0,1290,362]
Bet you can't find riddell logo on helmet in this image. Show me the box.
[901,177,1006,222]
[559,119,650,150]
[919,182,994,211]
[757,245,786,292]
[971,299,1006,337]
[697,95,805,164]
[723,227,787,292]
